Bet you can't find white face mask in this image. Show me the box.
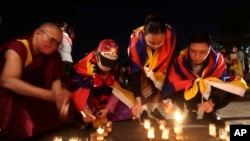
[146,40,164,49]
[144,33,165,49]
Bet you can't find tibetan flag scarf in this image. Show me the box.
[162,48,248,100]
[128,25,176,90]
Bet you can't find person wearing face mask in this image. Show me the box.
[71,39,134,127]
[161,32,248,123]
[127,13,177,122]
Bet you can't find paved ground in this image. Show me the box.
[157,86,250,124]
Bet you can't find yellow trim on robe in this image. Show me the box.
[17,39,33,67]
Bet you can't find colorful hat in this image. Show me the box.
[97,39,119,68]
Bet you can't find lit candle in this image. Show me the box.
[174,110,183,124]
[97,127,104,135]
[53,136,62,141]
[161,127,170,140]
[209,123,216,137]
[176,133,184,141]
[144,119,150,129]
[147,127,155,139]
[219,128,227,140]
[96,127,104,141]
[106,121,112,132]
[225,121,230,133]
[174,124,183,134]
[96,135,104,141]
[69,137,78,141]
[158,120,166,130]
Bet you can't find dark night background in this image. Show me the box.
[0,1,248,63]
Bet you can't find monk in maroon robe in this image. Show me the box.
[0,22,73,141]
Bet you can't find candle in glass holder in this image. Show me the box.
[96,127,104,141]
[225,121,230,133]
[176,133,184,141]
[106,121,112,132]
[161,127,170,140]
[158,120,166,130]
[209,123,216,137]
[174,124,183,135]
[96,135,104,141]
[97,127,104,135]
[144,119,150,129]
[147,127,155,139]
[174,110,183,124]
[219,128,227,140]
[53,136,62,141]
[69,137,79,141]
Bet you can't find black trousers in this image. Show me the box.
[169,87,239,112]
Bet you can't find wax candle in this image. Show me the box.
[158,120,166,130]
[96,135,104,141]
[53,136,62,141]
[161,127,170,140]
[69,137,79,141]
[97,127,104,135]
[147,127,155,139]
[174,110,183,124]
[144,119,150,129]
[219,128,227,140]
[106,121,112,132]
[209,123,216,137]
[225,121,230,133]
[174,124,183,134]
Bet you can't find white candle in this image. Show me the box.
[69,137,78,141]
[219,128,227,140]
[106,121,112,132]
[53,136,62,141]
[162,127,170,140]
[209,123,216,137]
[225,121,230,133]
[96,135,104,141]
[147,127,155,139]
[174,110,183,124]
[97,127,104,135]
[158,120,166,130]
[174,124,183,134]
[144,119,150,129]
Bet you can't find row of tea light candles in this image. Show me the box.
[209,121,230,141]
[145,109,231,141]
[144,110,184,140]
[53,121,113,141]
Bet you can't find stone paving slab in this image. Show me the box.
[218,101,250,118]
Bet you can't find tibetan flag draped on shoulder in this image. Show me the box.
[127,25,176,90]
[71,51,95,112]
[162,48,249,100]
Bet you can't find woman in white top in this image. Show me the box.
[58,22,75,77]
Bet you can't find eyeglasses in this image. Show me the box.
[39,29,61,47]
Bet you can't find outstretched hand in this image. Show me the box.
[81,108,96,123]
[131,102,141,118]
[161,98,173,114]
[52,79,72,121]
[198,100,215,113]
